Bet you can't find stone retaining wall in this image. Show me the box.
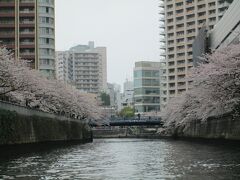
[0,101,92,145]
[174,113,240,140]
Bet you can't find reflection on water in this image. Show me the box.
[0,139,240,179]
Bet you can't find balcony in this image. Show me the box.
[175,5,183,11]
[177,70,186,75]
[169,78,176,83]
[176,26,184,31]
[167,43,174,48]
[20,53,35,60]
[177,63,185,68]
[176,12,184,18]
[19,21,35,27]
[167,21,174,26]
[0,21,15,28]
[167,35,174,41]
[159,17,165,22]
[186,2,194,8]
[166,0,173,5]
[187,47,193,52]
[20,32,35,38]
[198,15,207,20]
[186,32,195,37]
[160,44,166,50]
[19,11,35,17]
[159,3,164,8]
[176,42,185,46]
[176,18,184,24]
[19,2,35,7]
[167,14,174,20]
[186,10,194,14]
[0,12,15,17]
[0,2,15,7]
[177,83,186,88]
[2,43,15,49]
[168,71,175,75]
[0,32,15,38]
[176,48,185,53]
[176,33,184,39]
[20,42,35,48]
[186,17,195,22]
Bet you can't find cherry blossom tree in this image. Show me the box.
[0,47,31,96]
[0,47,104,121]
[161,44,240,130]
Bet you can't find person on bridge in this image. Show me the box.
[137,113,141,120]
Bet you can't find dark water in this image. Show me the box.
[0,139,240,179]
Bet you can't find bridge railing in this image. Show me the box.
[109,116,161,121]
[88,116,163,127]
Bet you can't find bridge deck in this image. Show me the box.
[109,120,163,126]
[89,118,163,127]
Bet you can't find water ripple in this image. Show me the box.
[0,139,240,179]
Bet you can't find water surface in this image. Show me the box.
[0,139,240,179]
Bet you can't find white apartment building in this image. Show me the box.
[160,0,233,105]
[55,51,70,82]
[106,83,122,111]
[121,80,134,108]
[55,41,107,94]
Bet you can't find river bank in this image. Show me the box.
[158,112,240,141]
[0,101,92,146]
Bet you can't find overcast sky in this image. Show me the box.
[55,0,160,87]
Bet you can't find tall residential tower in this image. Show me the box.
[0,0,55,78]
[160,0,233,105]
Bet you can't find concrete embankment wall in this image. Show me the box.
[174,113,240,140]
[0,101,92,145]
[93,128,127,138]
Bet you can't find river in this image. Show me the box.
[0,139,240,179]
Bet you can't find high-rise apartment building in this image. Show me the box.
[56,42,107,94]
[134,61,161,113]
[160,0,233,105]
[0,0,55,77]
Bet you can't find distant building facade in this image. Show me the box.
[55,51,70,81]
[56,41,107,94]
[106,83,122,111]
[121,80,134,109]
[0,0,55,78]
[134,61,161,113]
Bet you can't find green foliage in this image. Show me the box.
[100,92,110,106]
[119,107,135,118]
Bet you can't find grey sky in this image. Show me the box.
[56,0,159,87]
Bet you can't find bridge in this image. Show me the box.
[89,117,164,127]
